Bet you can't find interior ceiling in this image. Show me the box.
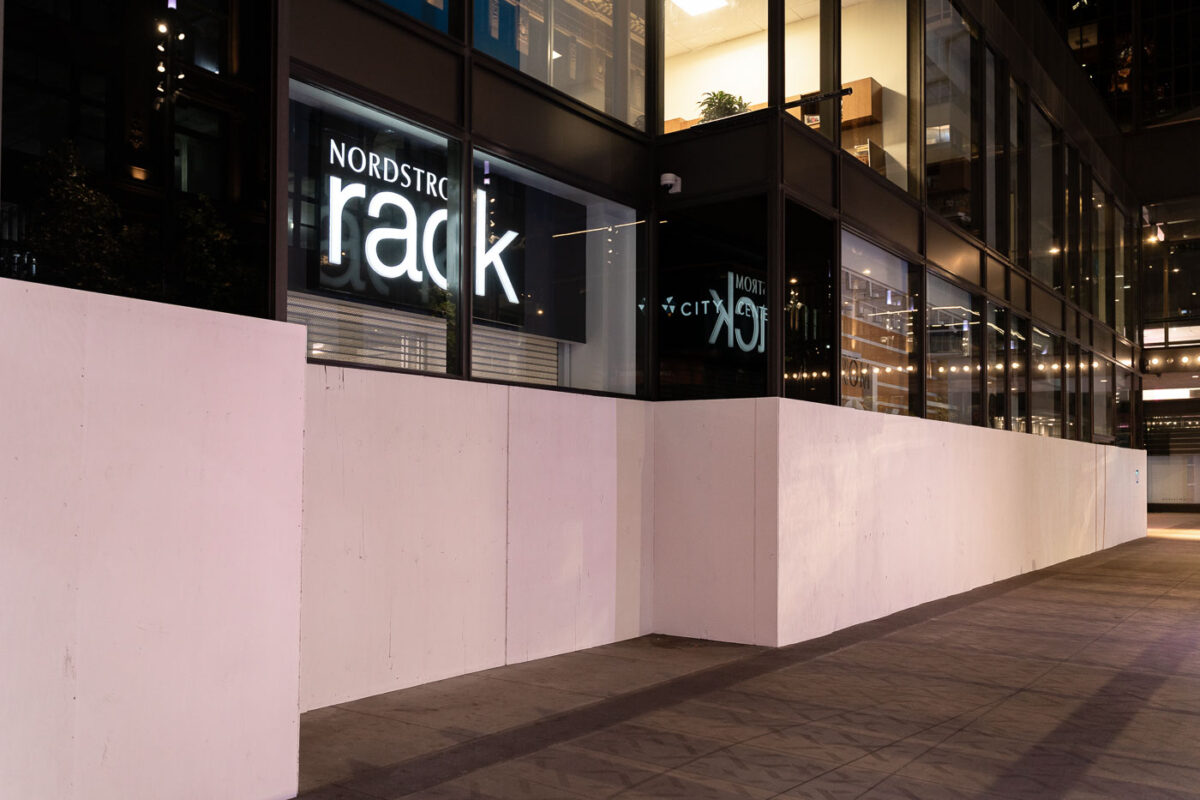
[664,0,872,58]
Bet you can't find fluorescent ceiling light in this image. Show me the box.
[671,0,728,15]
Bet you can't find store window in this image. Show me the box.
[474,0,646,129]
[783,0,827,136]
[925,0,975,232]
[1,0,270,315]
[1066,342,1080,439]
[1029,106,1057,290]
[383,0,451,33]
[1092,181,1110,324]
[1115,367,1133,446]
[175,0,229,75]
[1010,314,1029,432]
[926,274,979,425]
[174,102,225,199]
[784,201,837,403]
[1031,326,1062,437]
[840,231,919,415]
[984,48,998,250]
[1007,79,1024,265]
[662,0,765,132]
[287,81,462,374]
[1093,358,1113,440]
[470,152,641,394]
[1114,208,1128,338]
[986,303,1006,428]
[1066,149,1084,306]
[659,196,767,399]
[838,0,912,189]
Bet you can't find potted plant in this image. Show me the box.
[698,90,750,122]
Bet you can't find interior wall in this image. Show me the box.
[300,369,654,711]
[0,278,306,800]
[664,30,770,122]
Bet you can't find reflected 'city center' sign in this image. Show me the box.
[661,270,768,353]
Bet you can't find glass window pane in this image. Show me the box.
[1007,79,1023,264]
[926,274,979,425]
[986,303,1006,429]
[475,0,647,129]
[471,152,641,393]
[925,0,974,231]
[382,0,450,33]
[840,0,910,189]
[1031,326,1062,437]
[785,1,824,134]
[784,201,836,403]
[1093,181,1108,323]
[1093,359,1113,439]
[663,0,764,133]
[840,231,919,415]
[287,81,462,374]
[984,49,998,249]
[1115,367,1133,446]
[1010,315,1029,432]
[658,197,767,398]
[1030,107,1057,289]
[1066,342,1080,439]
[1114,209,1128,338]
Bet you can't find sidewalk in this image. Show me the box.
[298,535,1200,799]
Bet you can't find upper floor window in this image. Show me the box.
[662,0,764,132]
[476,0,647,130]
[925,0,975,232]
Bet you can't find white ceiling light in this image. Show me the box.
[671,0,728,15]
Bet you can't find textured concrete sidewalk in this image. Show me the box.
[297,535,1200,799]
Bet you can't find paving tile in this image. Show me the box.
[477,651,692,698]
[626,698,790,743]
[779,764,893,799]
[675,742,832,793]
[585,635,765,671]
[613,771,773,799]
[567,722,728,769]
[696,687,847,726]
[335,674,597,737]
[417,764,596,799]
[500,746,663,797]
[299,706,468,791]
[752,719,900,764]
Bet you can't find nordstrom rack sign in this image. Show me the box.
[320,137,522,306]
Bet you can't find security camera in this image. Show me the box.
[660,172,682,194]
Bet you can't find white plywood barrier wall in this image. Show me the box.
[301,370,654,711]
[654,397,1147,647]
[0,279,306,800]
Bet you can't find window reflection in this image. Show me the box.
[925,0,975,230]
[476,0,647,129]
[840,231,919,415]
[926,274,979,425]
[1031,326,1062,437]
[1010,315,1029,432]
[1030,107,1058,289]
[986,303,1006,429]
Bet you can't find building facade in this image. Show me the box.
[0,1,1154,798]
